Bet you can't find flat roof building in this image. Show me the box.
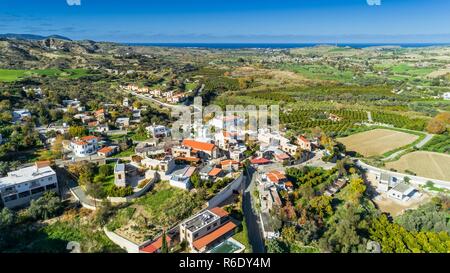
[0,162,58,208]
[180,207,238,253]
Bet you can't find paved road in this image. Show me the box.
[242,166,266,253]
[129,92,179,109]
[415,133,434,148]
[356,159,450,190]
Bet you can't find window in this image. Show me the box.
[46,183,57,190]
[19,191,30,198]
[31,186,45,195]
[4,194,18,202]
[194,233,199,239]
[48,176,53,181]
[207,226,211,231]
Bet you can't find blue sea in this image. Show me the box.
[125,43,450,49]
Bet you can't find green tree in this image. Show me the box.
[309,195,333,219]
[319,204,366,253]
[161,229,169,253]
[190,172,202,188]
[99,164,113,177]
[87,181,105,199]
[27,191,62,220]
[343,176,366,204]
[0,208,16,230]
[95,200,113,226]
[68,126,88,138]
[266,239,287,253]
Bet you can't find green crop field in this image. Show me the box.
[279,64,355,81]
[0,68,92,82]
[390,64,436,77]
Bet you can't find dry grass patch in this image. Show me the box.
[337,129,419,157]
[385,151,450,181]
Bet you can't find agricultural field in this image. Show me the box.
[337,128,419,157]
[385,151,450,181]
[0,68,92,82]
[420,134,450,154]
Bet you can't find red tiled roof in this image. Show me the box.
[192,221,237,250]
[220,159,239,166]
[95,109,105,115]
[210,207,229,218]
[250,158,271,165]
[223,131,238,138]
[266,171,286,183]
[284,181,294,188]
[297,136,310,144]
[81,135,98,142]
[140,235,172,253]
[208,168,222,177]
[275,153,290,161]
[98,146,113,154]
[73,141,87,146]
[182,139,216,152]
[35,161,51,169]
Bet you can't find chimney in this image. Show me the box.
[35,161,51,170]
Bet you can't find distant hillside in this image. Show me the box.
[0,33,71,41]
[0,37,176,71]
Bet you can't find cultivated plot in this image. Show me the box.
[385,151,450,181]
[337,129,419,157]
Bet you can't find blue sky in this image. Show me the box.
[0,0,449,42]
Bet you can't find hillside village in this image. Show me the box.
[0,38,449,254]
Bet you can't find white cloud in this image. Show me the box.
[66,0,81,6]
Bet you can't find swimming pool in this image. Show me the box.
[208,238,244,253]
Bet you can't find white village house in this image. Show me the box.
[0,162,59,208]
[69,136,99,157]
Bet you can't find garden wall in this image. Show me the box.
[103,227,140,253]
[207,172,244,208]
